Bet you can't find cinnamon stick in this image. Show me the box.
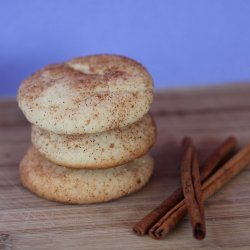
[181,140,206,240]
[133,137,237,235]
[200,136,237,181]
[149,144,250,239]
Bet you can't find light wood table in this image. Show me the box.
[1,83,250,249]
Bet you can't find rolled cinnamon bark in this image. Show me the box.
[149,144,250,239]
[133,137,237,236]
[181,140,206,240]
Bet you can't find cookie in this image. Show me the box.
[20,147,154,204]
[18,55,154,134]
[31,114,156,169]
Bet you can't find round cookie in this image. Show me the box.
[31,114,156,169]
[20,147,154,204]
[18,55,154,134]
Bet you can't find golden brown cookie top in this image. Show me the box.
[18,55,154,134]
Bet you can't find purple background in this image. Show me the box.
[1,0,250,96]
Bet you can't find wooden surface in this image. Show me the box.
[1,83,250,250]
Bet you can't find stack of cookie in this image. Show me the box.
[17,55,156,204]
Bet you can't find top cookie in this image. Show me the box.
[18,55,154,134]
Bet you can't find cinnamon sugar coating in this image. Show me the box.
[20,147,154,204]
[18,55,154,134]
[31,114,156,169]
